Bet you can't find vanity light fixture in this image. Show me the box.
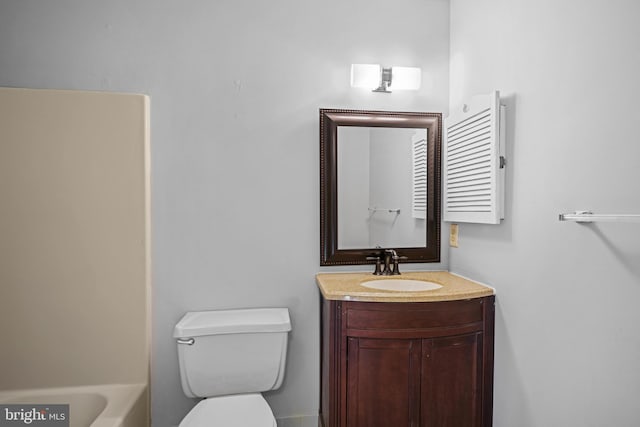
[350,64,421,93]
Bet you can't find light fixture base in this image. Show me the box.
[350,64,421,93]
[372,67,393,93]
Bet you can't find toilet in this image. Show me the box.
[173,307,291,427]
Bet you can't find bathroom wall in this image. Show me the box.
[0,88,150,390]
[449,1,640,426]
[0,1,450,425]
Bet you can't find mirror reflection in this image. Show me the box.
[337,127,427,249]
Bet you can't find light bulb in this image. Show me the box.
[350,64,381,88]
[390,66,421,90]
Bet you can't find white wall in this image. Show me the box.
[449,1,640,426]
[0,1,450,425]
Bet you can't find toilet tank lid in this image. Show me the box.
[173,308,291,338]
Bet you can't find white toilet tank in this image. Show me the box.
[174,308,291,399]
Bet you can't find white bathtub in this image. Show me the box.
[0,383,147,427]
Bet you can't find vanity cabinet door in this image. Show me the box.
[346,338,421,427]
[421,333,483,427]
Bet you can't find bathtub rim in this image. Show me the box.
[0,383,147,427]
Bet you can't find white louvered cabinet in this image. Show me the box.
[444,91,505,224]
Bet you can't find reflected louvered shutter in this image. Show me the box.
[412,132,427,219]
[444,91,505,224]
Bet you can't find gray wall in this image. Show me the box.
[449,1,640,426]
[0,1,450,425]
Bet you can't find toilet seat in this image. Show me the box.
[179,393,277,427]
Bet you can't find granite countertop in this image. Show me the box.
[316,270,495,303]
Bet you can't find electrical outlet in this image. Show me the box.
[449,224,459,247]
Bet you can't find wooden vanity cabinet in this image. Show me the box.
[319,296,495,427]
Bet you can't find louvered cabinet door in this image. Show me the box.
[444,91,505,224]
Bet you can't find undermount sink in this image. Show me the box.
[361,279,443,292]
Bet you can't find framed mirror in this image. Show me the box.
[320,109,441,265]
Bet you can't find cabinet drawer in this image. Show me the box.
[344,299,484,331]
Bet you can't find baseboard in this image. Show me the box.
[276,415,318,427]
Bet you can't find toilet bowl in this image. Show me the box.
[174,308,291,427]
[179,394,276,427]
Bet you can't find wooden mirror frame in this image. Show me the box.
[320,108,442,266]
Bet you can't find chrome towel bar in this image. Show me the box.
[559,211,640,223]
[368,207,401,214]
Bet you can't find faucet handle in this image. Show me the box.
[391,254,408,275]
[366,255,383,275]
